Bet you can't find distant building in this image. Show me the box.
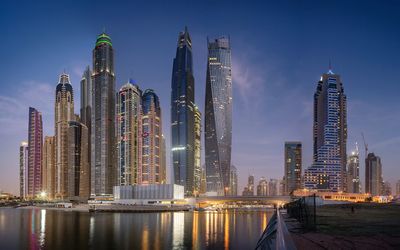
[19,141,28,199]
[305,68,347,192]
[256,177,268,196]
[284,142,302,195]
[42,136,55,199]
[140,89,164,184]
[55,73,75,200]
[229,165,238,196]
[205,37,232,196]
[347,144,360,193]
[27,107,43,199]
[114,184,184,204]
[116,81,142,186]
[67,121,90,201]
[268,179,278,196]
[193,106,202,196]
[200,166,207,195]
[382,181,392,196]
[365,153,383,196]
[80,66,92,178]
[396,180,400,196]
[279,179,285,196]
[242,174,255,196]
[161,135,167,184]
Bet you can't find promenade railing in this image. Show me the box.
[285,194,317,230]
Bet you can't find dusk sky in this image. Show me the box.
[1,0,400,195]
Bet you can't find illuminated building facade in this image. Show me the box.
[242,175,255,196]
[347,144,360,193]
[116,82,142,186]
[396,180,400,196]
[304,68,347,192]
[205,37,232,196]
[91,32,116,196]
[27,107,43,198]
[284,142,302,195]
[365,152,383,196]
[55,73,74,199]
[268,179,278,196]
[67,121,90,201]
[171,27,196,196]
[193,105,201,195]
[229,165,238,196]
[42,136,55,199]
[19,141,28,199]
[140,89,164,184]
[257,177,268,196]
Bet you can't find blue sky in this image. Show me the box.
[1,0,400,195]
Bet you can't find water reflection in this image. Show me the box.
[0,208,272,250]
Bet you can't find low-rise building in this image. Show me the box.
[113,184,184,204]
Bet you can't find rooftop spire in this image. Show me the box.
[327,59,334,74]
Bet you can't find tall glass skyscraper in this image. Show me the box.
[116,81,142,186]
[347,143,360,193]
[171,27,196,196]
[365,152,383,196]
[91,32,116,196]
[204,37,232,196]
[42,136,55,199]
[27,107,43,198]
[141,89,164,184]
[304,68,347,192]
[80,66,92,172]
[55,73,74,199]
[193,105,201,196]
[284,142,302,195]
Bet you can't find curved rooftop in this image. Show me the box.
[56,72,73,95]
[96,33,112,47]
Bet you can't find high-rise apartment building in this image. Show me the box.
[140,89,164,184]
[229,165,238,196]
[304,68,347,192]
[161,135,166,184]
[365,153,383,196]
[91,32,116,196]
[19,141,29,199]
[42,136,55,199]
[347,144,360,193]
[67,121,90,201]
[257,177,268,196]
[80,66,92,172]
[55,73,74,199]
[284,142,302,195]
[268,179,278,196]
[116,81,142,186]
[205,37,232,196]
[171,27,196,196]
[193,105,201,196]
[27,107,43,198]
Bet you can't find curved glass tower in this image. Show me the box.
[171,27,196,196]
[204,37,232,196]
[91,33,116,196]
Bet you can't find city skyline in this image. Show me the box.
[2,1,400,195]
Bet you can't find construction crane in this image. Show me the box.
[361,132,368,158]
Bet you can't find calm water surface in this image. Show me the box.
[0,208,272,250]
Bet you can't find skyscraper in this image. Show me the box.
[91,32,116,196]
[229,165,238,196]
[19,141,28,199]
[141,89,164,184]
[304,68,347,192]
[284,142,302,195]
[67,121,90,201]
[55,73,74,199]
[116,81,142,186]
[268,179,278,196]
[80,66,92,172]
[365,152,383,196]
[27,107,43,198]
[347,144,360,193]
[205,37,232,196]
[193,105,201,196]
[171,27,196,196]
[257,177,268,196]
[161,135,166,184]
[42,136,55,199]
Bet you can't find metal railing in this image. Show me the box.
[285,194,316,230]
[255,209,297,250]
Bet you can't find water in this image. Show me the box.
[0,208,272,250]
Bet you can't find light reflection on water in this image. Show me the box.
[0,208,272,250]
